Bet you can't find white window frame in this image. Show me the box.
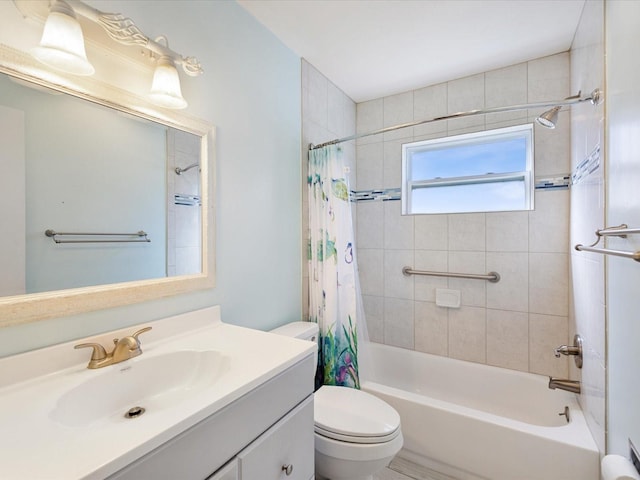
[401,124,534,215]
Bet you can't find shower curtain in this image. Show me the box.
[308,144,365,390]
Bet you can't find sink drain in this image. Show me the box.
[124,406,146,419]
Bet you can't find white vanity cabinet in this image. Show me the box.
[236,395,314,479]
[108,354,315,480]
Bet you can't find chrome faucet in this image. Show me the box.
[74,327,152,369]
[548,377,581,394]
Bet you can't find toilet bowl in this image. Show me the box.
[271,322,403,480]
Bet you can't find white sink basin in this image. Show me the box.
[50,350,229,427]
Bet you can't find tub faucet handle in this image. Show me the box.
[554,345,579,357]
[553,334,583,368]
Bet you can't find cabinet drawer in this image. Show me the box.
[238,396,314,480]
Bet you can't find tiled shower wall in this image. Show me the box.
[355,53,572,378]
[301,60,356,320]
[167,129,202,277]
[570,0,605,454]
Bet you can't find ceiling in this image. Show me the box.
[237,0,586,103]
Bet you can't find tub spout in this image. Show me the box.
[548,377,581,394]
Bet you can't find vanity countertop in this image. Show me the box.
[0,306,315,480]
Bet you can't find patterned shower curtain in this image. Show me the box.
[308,144,361,390]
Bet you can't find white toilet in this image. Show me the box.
[271,322,403,480]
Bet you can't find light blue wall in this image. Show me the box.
[0,0,302,356]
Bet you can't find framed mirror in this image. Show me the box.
[0,45,215,328]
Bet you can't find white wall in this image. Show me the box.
[569,0,606,455]
[606,0,640,457]
[0,0,302,356]
[167,129,202,277]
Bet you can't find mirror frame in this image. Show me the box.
[0,44,216,328]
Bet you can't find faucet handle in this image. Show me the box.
[131,326,152,343]
[554,334,583,368]
[554,345,572,358]
[74,342,107,361]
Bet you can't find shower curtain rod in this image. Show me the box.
[309,88,602,150]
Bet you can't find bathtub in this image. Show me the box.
[360,342,599,480]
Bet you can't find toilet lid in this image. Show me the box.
[314,386,401,443]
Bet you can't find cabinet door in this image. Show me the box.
[206,459,238,480]
[238,396,314,480]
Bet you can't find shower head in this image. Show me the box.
[535,106,562,129]
[174,162,200,175]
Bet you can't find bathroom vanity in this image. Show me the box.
[0,307,316,479]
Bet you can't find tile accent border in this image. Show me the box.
[350,175,570,203]
[572,144,601,185]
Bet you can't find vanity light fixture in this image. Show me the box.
[22,0,203,109]
[31,0,95,76]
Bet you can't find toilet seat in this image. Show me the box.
[314,386,401,444]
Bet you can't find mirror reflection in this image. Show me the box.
[0,72,202,297]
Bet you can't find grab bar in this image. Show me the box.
[45,229,150,244]
[402,267,500,283]
[575,223,640,262]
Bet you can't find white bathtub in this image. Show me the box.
[360,342,599,480]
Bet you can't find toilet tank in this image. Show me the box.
[270,321,318,342]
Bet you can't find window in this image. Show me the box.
[401,124,534,214]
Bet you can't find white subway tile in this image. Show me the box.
[328,82,346,138]
[486,309,529,372]
[383,91,414,141]
[448,213,486,251]
[528,52,570,104]
[529,253,569,316]
[529,189,569,253]
[532,110,571,176]
[414,250,448,302]
[357,248,384,296]
[414,83,448,137]
[384,201,414,250]
[415,301,449,356]
[307,63,328,128]
[357,99,384,145]
[486,252,529,312]
[383,139,406,189]
[384,250,414,300]
[357,202,384,249]
[486,211,529,252]
[448,251,486,307]
[363,295,384,343]
[415,214,448,250]
[356,142,383,190]
[485,63,528,125]
[447,73,485,131]
[529,313,569,377]
[448,306,487,363]
[383,298,414,349]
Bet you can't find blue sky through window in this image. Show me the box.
[409,137,527,181]
[403,124,533,214]
[412,179,526,214]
